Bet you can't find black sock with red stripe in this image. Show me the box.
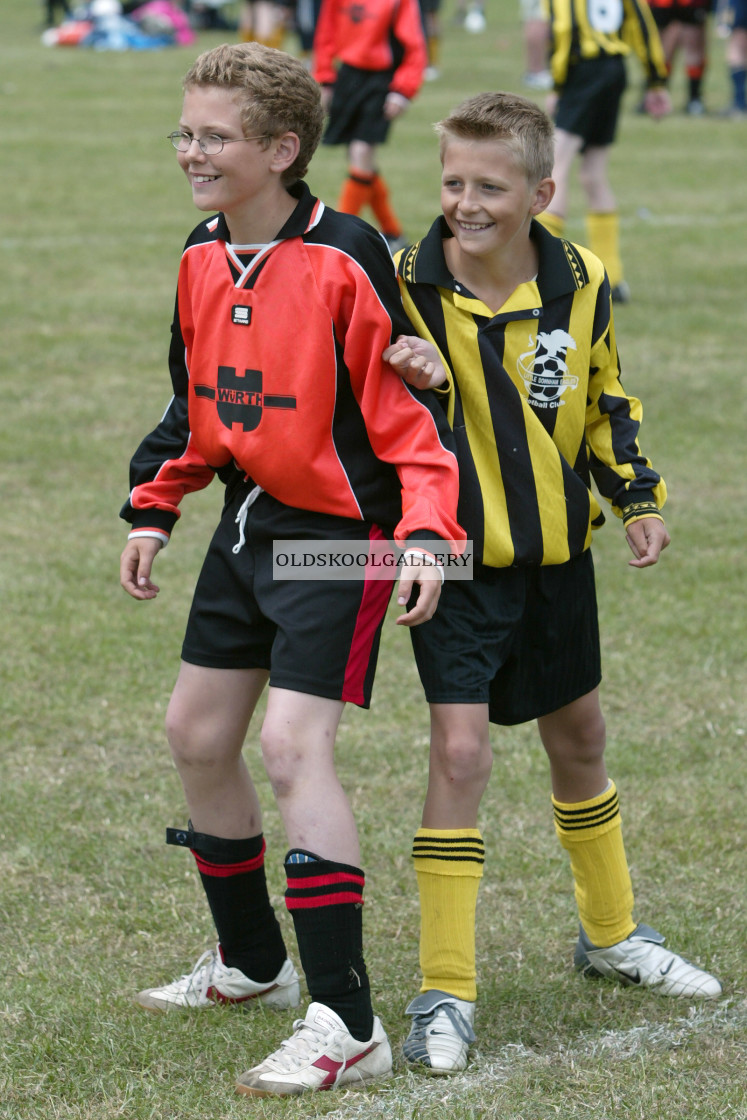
[285,851,373,1042]
[190,831,287,983]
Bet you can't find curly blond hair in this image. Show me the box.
[184,43,324,185]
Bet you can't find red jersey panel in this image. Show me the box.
[122,184,462,550]
[313,0,427,100]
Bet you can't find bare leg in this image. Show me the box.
[422,703,493,828]
[577,145,616,213]
[348,139,377,175]
[537,687,607,802]
[547,128,584,219]
[260,688,356,862]
[165,662,269,838]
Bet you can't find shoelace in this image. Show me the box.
[232,485,264,555]
[411,1003,476,1045]
[270,1020,349,1082]
[167,949,221,999]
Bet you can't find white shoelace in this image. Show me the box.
[164,949,220,999]
[270,1019,348,1082]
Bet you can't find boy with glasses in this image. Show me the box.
[120,42,462,1098]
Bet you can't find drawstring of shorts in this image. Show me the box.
[232,485,264,554]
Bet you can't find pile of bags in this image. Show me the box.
[41,0,196,50]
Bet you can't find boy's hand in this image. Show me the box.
[383,335,447,389]
[643,87,671,119]
[384,92,409,121]
[395,562,442,626]
[626,517,671,568]
[120,537,162,599]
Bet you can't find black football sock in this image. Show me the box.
[167,824,287,982]
[285,850,373,1042]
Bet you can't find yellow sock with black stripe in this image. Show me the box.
[536,211,565,238]
[585,211,624,289]
[553,782,635,947]
[413,828,485,1001]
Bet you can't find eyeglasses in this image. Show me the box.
[167,131,268,155]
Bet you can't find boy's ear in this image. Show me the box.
[531,177,556,216]
[270,131,301,174]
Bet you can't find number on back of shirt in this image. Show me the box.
[586,0,623,33]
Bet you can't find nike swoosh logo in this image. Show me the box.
[660,959,674,976]
[613,967,641,984]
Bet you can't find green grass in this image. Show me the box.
[1,1,745,1117]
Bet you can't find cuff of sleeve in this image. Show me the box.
[621,498,661,526]
[402,547,445,584]
[127,528,170,547]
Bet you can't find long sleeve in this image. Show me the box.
[120,293,217,541]
[585,287,667,518]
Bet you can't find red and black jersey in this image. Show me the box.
[312,0,427,101]
[121,183,462,549]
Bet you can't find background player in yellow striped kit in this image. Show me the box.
[384,90,722,1075]
[539,0,671,303]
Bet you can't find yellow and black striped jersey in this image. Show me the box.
[544,0,668,88]
[396,218,666,568]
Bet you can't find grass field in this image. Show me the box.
[1,0,745,1116]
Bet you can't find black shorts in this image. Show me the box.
[555,56,627,149]
[323,64,394,147]
[181,485,393,708]
[410,550,601,726]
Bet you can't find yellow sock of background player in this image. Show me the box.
[413,828,484,1001]
[586,211,624,289]
[553,781,636,947]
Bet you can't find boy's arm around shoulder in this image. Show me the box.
[322,218,464,561]
[383,334,448,390]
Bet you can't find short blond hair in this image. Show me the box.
[183,43,324,185]
[435,92,554,184]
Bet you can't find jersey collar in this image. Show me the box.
[396,215,590,306]
[212,181,324,245]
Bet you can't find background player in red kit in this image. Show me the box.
[312,0,427,251]
[119,42,462,1099]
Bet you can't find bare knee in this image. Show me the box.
[165,699,219,770]
[539,701,606,768]
[259,722,302,800]
[430,730,493,794]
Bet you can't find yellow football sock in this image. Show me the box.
[536,211,565,238]
[553,781,636,948]
[585,211,624,289]
[413,828,485,1001]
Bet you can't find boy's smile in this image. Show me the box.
[176,86,298,243]
[440,137,552,267]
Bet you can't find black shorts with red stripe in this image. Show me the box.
[181,483,394,708]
